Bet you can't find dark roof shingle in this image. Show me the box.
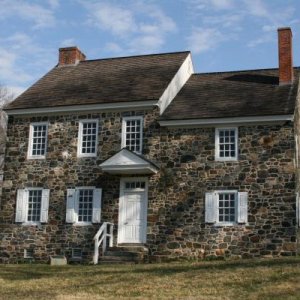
[161,68,299,120]
[6,51,190,110]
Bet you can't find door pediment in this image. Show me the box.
[99,148,159,175]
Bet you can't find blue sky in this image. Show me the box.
[0,0,300,97]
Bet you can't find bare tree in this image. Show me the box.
[0,85,14,109]
[0,85,14,171]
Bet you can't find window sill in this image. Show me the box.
[27,156,46,160]
[21,222,41,226]
[73,222,92,226]
[215,158,238,162]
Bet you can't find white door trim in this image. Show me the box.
[118,177,148,244]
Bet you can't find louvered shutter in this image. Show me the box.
[66,189,76,223]
[205,192,217,223]
[238,192,248,223]
[92,188,102,223]
[40,189,50,223]
[15,189,28,223]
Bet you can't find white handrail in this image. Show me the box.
[93,222,114,264]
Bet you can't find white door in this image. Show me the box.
[118,179,148,244]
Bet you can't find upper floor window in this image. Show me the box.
[77,120,99,157]
[122,116,143,154]
[205,190,248,226]
[15,188,50,225]
[66,187,102,225]
[215,127,238,161]
[28,122,48,159]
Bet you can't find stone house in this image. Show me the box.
[0,27,300,263]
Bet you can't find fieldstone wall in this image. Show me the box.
[0,106,297,263]
[0,108,160,263]
[146,123,296,261]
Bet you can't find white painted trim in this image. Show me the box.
[22,187,44,226]
[6,100,158,116]
[159,115,294,127]
[118,177,148,244]
[215,127,238,162]
[27,122,48,160]
[121,116,143,154]
[73,186,97,226]
[158,53,194,115]
[77,119,99,158]
[213,190,239,227]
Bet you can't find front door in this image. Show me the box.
[118,178,148,244]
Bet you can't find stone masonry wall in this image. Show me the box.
[147,123,296,261]
[0,106,297,263]
[0,108,160,263]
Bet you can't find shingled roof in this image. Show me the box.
[161,68,299,120]
[6,51,190,110]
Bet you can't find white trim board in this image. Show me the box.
[157,53,194,115]
[5,100,158,116]
[159,115,294,127]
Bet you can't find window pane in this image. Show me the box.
[218,129,237,159]
[80,122,97,155]
[78,189,93,222]
[31,124,47,156]
[27,190,42,222]
[124,118,142,153]
[218,192,236,223]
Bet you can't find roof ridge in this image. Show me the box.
[194,66,300,76]
[79,51,190,63]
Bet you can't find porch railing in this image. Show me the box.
[93,222,114,264]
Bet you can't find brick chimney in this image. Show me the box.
[278,27,294,85]
[58,46,86,66]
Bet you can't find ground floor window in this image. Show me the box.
[205,190,248,225]
[66,187,102,224]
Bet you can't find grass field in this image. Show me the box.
[0,257,300,299]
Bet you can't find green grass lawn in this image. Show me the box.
[0,257,300,299]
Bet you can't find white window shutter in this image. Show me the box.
[205,192,217,223]
[66,189,76,223]
[238,192,248,223]
[15,189,28,223]
[92,188,102,223]
[40,189,50,223]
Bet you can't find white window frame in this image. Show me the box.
[205,190,248,226]
[215,127,238,161]
[66,187,101,226]
[121,116,143,154]
[77,119,99,158]
[75,187,95,225]
[17,187,49,226]
[215,190,238,226]
[27,122,48,159]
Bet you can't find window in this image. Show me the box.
[15,188,50,225]
[205,191,248,225]
[28,122,48,159]
[27,190,42,222]
[215,128,238,161]
[24,249,34,259]
[77,120,98,157]
[122,116,143,154]
[66,187,102,224]
[78,189,93,222]
[72,248,82,259]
